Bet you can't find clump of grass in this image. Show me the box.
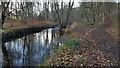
[63,38,80,49]
[0,27,11,30]
[79,57,85,61]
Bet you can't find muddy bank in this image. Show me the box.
[2,24,57,43]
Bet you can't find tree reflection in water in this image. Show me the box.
[2,28,61,66]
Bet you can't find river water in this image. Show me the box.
[1,27,61,66]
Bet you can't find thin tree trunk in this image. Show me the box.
[1,11,6,28]
[54,2,62,26]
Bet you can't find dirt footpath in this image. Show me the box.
[89,16,118,61]
[43,16,119,66]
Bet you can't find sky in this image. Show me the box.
[0,0,119,15]
[0,0,119,2]
[0,0,119,5]
[8,0,80,7]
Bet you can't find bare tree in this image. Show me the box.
[54,0,74,28]
[78,2,117,23]
[54,2,62,26]
[65,0,74,27]
[1,2,10,28]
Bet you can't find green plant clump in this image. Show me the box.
[63,38,80,49]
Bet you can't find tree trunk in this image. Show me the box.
[1,11,6,28]
[1,2,10,28]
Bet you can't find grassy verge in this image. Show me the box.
[0,27,12,31]
[79,22,103,27]
[63,22,103,33]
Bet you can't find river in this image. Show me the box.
[0,27,61,67]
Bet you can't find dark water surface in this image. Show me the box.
[1,27,61,66]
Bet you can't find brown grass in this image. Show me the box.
[3,19,46,29]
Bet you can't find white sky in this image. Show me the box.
[1,0,119,2]
[1,0,119,15]
[8,0,80,7]
[1,0,119,5]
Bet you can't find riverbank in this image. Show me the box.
[2,23,57,43]
[38,18,119,66]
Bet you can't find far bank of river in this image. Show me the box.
[2,24,57,43]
